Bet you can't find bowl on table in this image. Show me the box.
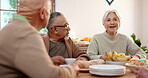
[125,63,148,72]
[60,64,69,67]
[65,58,76,64]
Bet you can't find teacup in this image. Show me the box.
[65,58,76,64]
[60,64,69,67]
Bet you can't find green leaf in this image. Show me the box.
[4,18,8,23]
[10,0,16,9]
[135,39,141,47]
[141,46,147,51]
[131,33,136,41]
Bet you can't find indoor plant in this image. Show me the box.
[131,33,148,53]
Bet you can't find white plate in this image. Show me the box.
[89,65,126,76]
[89,65,125,70]
[106,61,126,65]
[79,69,89,71]
[89,71,125,76]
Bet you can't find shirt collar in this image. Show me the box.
[104,31,118,40]
[13,14,29,24]
[104,31,118,37]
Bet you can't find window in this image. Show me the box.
[0,0,20,29]
[0,0,55,31]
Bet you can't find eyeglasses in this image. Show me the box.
[53,23,69,29]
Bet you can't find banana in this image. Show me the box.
[108,51,113,58]
[113,51,118,57]
[112,56,119,61]
[117,53,126,58]
[106,51,117,61]
[108,51,117,57]
[106,52,113,61]
[106,51,131,62]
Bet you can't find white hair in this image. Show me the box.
[102,10,121,26]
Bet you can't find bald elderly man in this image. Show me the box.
[0,0,79,78]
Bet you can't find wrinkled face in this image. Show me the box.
[52,15,70,39]
[103,12,120,35]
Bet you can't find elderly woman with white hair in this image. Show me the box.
[87,10,146,60]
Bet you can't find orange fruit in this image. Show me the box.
[83,37,92,42]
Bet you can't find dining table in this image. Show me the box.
[78,68,136,78]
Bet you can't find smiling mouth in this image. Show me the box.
[109,26,116,28]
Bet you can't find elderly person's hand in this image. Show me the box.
[100,55,107,61]
[70,62,80,76]
[132,55,140,59]
[51,56,66,66]
[134,67,148,78]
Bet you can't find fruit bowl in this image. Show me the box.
[106,61,127,65]
[106,51,131,62]
[125,63,148,72]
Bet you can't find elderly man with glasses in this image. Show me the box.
[42,12,91,65]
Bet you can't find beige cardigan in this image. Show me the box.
[0,17,77,78]
[42,35,91,60]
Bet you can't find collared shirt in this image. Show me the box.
[13,14,29,24]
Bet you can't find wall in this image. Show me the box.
[56,0,147,46]
[142,0,148,46]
